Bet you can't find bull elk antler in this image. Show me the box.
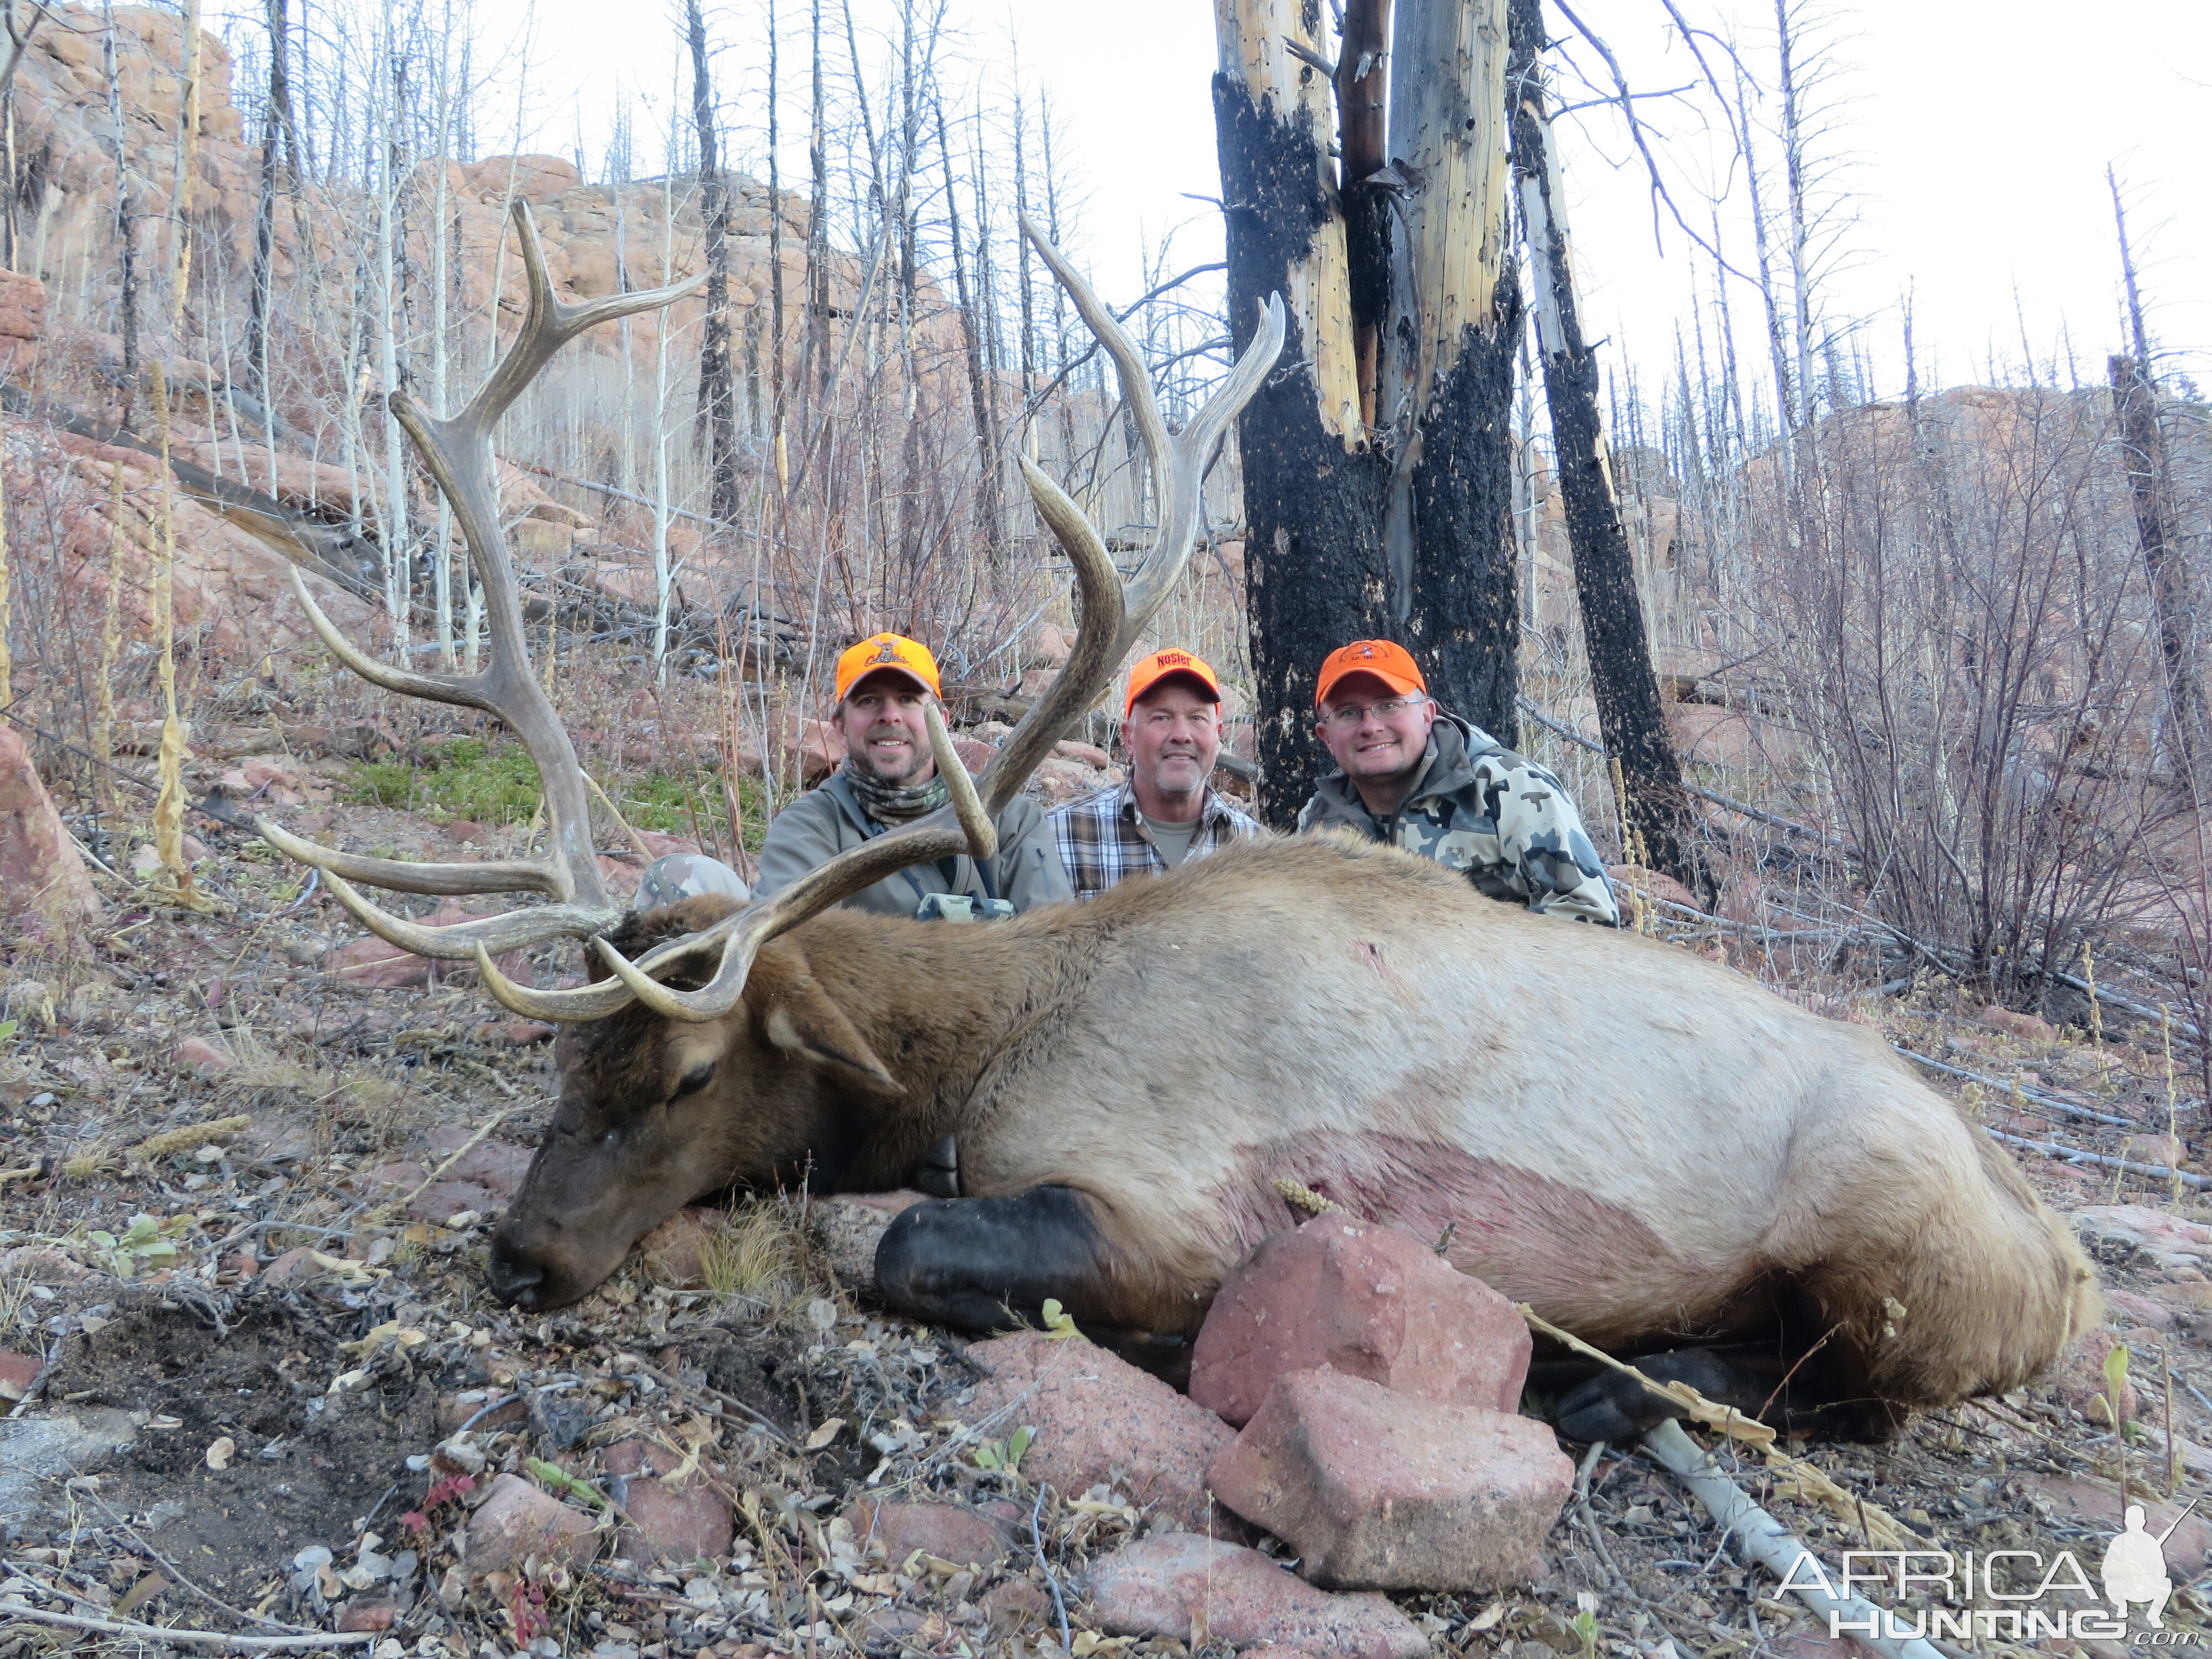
[262,203,1284,1024]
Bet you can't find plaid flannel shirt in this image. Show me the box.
[1048,778,1262,900]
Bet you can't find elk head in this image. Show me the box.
[258,200,1284,1310]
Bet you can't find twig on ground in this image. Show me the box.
[1639,1422,1944,1659]
[0,1599,373,1649]
[1893,1046,2135,1128]
[1030,1484,1072,1651]
[1986,1128,2211,1191]
[629,1359,791,1446]
[368,1107,509,1225]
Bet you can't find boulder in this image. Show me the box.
[0,723,98,927]
[806,1191,928,1290]
[1190,1213,1531,1427]
[1083,1534,1425,1659]
[0,1348,44,1401]
[1208,1368,1571,1591]
[0,267,45,375]
[635,1207,724,1288]
[961,1332,1235,1532]
[769,713,842,785]
[462,1472,599,1572]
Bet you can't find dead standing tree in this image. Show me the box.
[1214,0,1522,826]
[687,0,742,522]
[1506,0,1700,890]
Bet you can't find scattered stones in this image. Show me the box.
[1209,1368,1571,1590]
[0,1349,44,1401]
[2072,1206,2212,1274]
[2105,1289,2177,1331]
[0,723,99,927]
[1190,1213,1531,1427]
[528,1390,592,1451]
[462,1472,600,1572]
[336,1600,397,1632]
[842,1499,1009,1569]
[978,1580,1051,1635]
[961,1332,1235,1532]
[807,1191,928,1290]
[1084,1534,1427,1659]
[173,1036,234,1077]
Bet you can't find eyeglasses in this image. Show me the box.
[1319,695,1428,729]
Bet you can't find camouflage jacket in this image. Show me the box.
[1296,714,1621,926]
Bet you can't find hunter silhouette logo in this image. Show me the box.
[2103,1503,2195,1627]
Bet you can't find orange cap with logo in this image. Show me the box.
[1314,639,1427,707]
[834,632,943,703]
[1123,648,1223,717]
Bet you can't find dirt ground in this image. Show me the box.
[4,776,2212,1659]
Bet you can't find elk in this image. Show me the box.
[260,204,2098,1442]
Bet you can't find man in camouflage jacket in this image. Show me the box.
[1296,639,1620,926]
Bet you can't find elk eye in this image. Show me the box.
[671,1062,716,1102]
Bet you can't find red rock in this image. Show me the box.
[962,1332,1236,1532]
[0,1349,44,1401]
[636,1207,723,1287]
[770,713,842,785]
[1209,1368,1570,1591]
[336,1601,397,1632]
[1981,1005,2057,1042]
[420,1130,534,1199]
[499,1020,554,1046]
[0,724,99,927]
[463,1472,600,1572]
[404,1181,502,1223]
[444,819,489,844]
[807,1191,929,1289]
[2021,1477,2212,1577]
[173,1036,234,1076]
[1052,739,1112,768]
[222,1252,259,1279]
[953,739,998,775]
[2105,1289,2177,1331]
[259,1246,321,1286]
[1190,1213,1531,1428]
[615,1477,733,1567]
[843,1499,1009,1569]
[326,933,432,988]
[979,1581,1050,1634]
[1083,1535,1425,1659]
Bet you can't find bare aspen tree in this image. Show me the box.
[1215,0,1520,823]
[653,162,676,682]
[428,0,456,666]
[169,0,200,329]
[686,0,739,521]
[938,101,997,542]
[372,0,410,646]
[147,363,191,890]
[0,437,9,718]
[1507,0,1697,889]
[91,461,126,817]
[765,0,785,452]
[2109,174,2209,802]
[102,1,138,421]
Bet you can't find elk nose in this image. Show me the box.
[484,1244,544,1307]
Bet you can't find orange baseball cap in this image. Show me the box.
[1124,648,1223,717]
[834,632,942,703]
[1314,639,1426,707]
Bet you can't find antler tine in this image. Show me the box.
[487,702,999,1024]
[981,218,1285,819]
[263,199,708,966]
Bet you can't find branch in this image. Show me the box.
[1547,0,1755,284]
[0,1601,377,1651]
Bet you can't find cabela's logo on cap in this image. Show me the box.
[870,638,907,665]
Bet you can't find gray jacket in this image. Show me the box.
[1297,714,1620,925]
[754,773,1073,918]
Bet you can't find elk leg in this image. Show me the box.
[1551,1346,1902,1442]
[875,1186,1194,1382]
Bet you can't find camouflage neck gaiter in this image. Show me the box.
[841,754,950,825]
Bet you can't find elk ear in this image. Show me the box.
[760,980,902,1096]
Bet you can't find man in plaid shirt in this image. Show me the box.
[1050,648,1262,899]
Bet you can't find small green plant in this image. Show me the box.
[1040,1298,1080,1340]
[87,1213,199,1277]
[973,1424,1034,1473]
[0,1019,18,1046]
[347,737,542,824]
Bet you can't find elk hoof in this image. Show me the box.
[1553,1349,1745,1443]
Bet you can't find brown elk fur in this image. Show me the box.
[495,832,2098,1423]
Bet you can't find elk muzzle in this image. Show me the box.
[486,1128,701,1310]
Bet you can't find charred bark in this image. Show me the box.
[1213,60,1390,828]
[1402,282,1523,743]
[1507,0,1697,886]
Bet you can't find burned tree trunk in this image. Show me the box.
[1507,0,1699,889]
[2111,352,2209,802]
[1215,0,1522,825]
[1387,0,1520,741]
[1214,1,1391,827]
[686,0,740,522]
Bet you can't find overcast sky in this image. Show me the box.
[465,0,2209,407]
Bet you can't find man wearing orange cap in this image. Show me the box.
[1049,648,1260,899]
[754,632,1073,918]
[1298,639,1620,925]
